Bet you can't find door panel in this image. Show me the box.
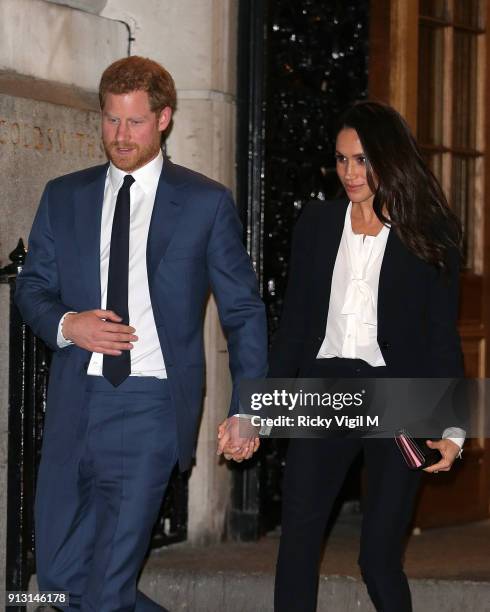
[370,0,490,526]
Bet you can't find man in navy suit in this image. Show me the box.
[15,56,267,611]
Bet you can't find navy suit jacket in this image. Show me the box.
[269,198,464,379]
[15,158,268,470]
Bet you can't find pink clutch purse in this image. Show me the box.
[394,429,441,470]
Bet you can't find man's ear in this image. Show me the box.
[158,107,173,132]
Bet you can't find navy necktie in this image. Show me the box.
[103,174,135,386]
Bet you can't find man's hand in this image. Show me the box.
[217,416,260,462]
[62,310,138,355]
[423,439,461,473]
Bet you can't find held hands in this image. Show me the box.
[423,439,461,474]
[217,416,260,463]
[62,310,138,355]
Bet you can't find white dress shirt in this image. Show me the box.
[58,151,166,379]
[318,202,389,366]
[317,202,464,449]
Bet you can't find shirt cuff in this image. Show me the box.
[57,312,77,348]
[232,413,270,436]
[442,427,465,450]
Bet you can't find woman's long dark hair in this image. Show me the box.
[337,101,462,270]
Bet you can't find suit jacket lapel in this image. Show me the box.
[315,199,349,334]
[146,158,185,286]
[378,228,404,332]
[74,164,107,309]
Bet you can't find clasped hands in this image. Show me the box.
[217,416,260,463]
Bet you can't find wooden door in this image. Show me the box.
[370,0,490,526]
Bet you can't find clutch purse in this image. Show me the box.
[394,429,441,470]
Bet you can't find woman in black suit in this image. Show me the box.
[271,102,465,612]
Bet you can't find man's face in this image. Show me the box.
[101,90,172,172]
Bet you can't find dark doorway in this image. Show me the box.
[232,0,370,539]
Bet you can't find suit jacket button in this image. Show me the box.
[380,341,390,350]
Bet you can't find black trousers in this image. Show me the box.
[274,358,422,612]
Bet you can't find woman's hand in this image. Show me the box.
[216,416,260,462]
[423,439,461,473]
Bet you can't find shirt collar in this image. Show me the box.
[108,150,163,194]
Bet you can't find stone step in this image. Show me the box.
[26,567,490,611]
[139,565,490,612]
[26,516,490,611]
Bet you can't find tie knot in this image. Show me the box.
[122,174,135,189]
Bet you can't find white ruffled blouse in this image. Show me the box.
[317,202,390,366]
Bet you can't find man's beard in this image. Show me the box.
[103,139,161,172]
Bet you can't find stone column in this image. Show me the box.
[166,2,238,544]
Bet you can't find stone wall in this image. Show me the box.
[0,94,106,261]
[0,0,127,263]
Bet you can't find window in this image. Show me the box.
[418,0,486,270]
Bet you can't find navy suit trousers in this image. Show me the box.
[34,376,177,612]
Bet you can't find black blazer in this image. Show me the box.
[269,199,464,379]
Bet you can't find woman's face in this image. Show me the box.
[335,128,375,206]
